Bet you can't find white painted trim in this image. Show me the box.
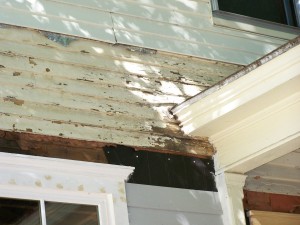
[173,45,300,131]
[216,173,247,225]
[0,152,133,225]
[0,152,133,181]
[172,41,300,173]
[0,184,115,225]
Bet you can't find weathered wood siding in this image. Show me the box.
[245,149,300,196]
[0,0,292,64]
[0,26,242,156]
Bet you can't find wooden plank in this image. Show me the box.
[0,26,242,86]
[0,113,213,155]
[248,210,300,225]
[0,56,205,97]
[112,14,278,55]
[0,6,115,42]
[51,0,212,17]
[0,39,238,87]
[0,0,113,26]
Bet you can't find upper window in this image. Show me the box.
[213,0,300,27]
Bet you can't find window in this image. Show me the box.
[213,0,300,27]
[0,187,113,225]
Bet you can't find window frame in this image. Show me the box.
[0,184,114,225]
[210,0,300,40]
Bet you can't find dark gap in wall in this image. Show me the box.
[104,145,217,192]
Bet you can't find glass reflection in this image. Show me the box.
[0,197,41,225]
[45,202,99,225]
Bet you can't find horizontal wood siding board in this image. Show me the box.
[0,114,212,155]
[0,6,115,42]
[0,60,206,98]
[112,14,278,55]
[128,207,223,225]
[50,0,212,18]
[0,99,177,135]
[1,0,113,27]
[114,29,259,64]
[0,36,240,87]
[0,26,244,156]
[125,183,222,214]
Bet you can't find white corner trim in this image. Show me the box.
[216,172,247,225]
[0,152,134,181]
[174,44,300,135]
[172,41,300,174]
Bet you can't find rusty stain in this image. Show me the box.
[26,83,34,87]
[3,96,24,106]
[29,57,37,66]
[120,196,126,202]
[56,183,64,189]
[78,184,84,191]
[44,175,52,180]
[9,179,16,185]
[13,72,21,76]
[35,180,42,187]
[52,121,62,124]
[254,176,261,180]
[76,78,94,82]
[45,68,50,72]
[26,128,33,132]
[99,187,106,193]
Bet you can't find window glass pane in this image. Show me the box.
[45,202,99,225]
[0,197,41,225]
[218,0,288,24]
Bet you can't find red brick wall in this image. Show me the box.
[243,190,300,214]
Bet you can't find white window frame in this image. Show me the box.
[0,152,134,225]
[0,184,114,225]
[210,0,300,40]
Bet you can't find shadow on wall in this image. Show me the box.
[0,0,280,64]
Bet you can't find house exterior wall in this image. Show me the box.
[0,0,295,65]
[0,25,242,155]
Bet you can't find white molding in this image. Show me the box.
[0,152,133,225]
[172,41,300,173]
[0,152,133,181]
[173,45,300,135]
[0,184,115,225]
[216,172,247,225]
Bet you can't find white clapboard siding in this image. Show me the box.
[0,0,292,64]
[126,183,223,225]
[1,26,241,155]
[245,150,300,196]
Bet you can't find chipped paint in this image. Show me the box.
[3,96,24,106]
[35,180,42,187]
[0,26,243,157]
[78,184,84,191]
[45,175,52,180]
[56,183,64,189]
